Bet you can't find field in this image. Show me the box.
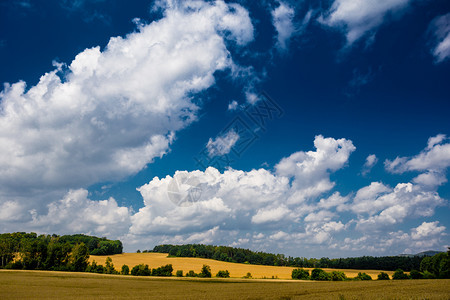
[1,270,449,299]
[90,252,394,279]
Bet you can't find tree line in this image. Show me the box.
[0,232,122,270]
[151,244,448,272]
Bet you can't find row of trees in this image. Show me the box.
[0,232,122,270]
[151,244,433,271]
[292,268,374,281]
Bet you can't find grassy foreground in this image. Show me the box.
[1,270,449,299]
[90,253,394,279]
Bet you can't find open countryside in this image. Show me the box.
[90,252,394,279]
[1,270,449,299]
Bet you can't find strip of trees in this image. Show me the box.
[0,232,122,270]
[151,244,446,272]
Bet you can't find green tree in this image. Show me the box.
[70,243,89,272]
[176,270,183,277]
[377,272,390,280]
[291,268,309,280]
[121,264,130,275]
[216,270,230,278]
[392,269,409,280]
[104,257,118,274]
[330,271,347,281]
[311,268,330,281]
[199,264,211,278]
[409,269,423,279]
[355,272,372,280]
[130,264,151,276]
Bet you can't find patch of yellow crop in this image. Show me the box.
[90,253,394,279]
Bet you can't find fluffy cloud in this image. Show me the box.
[275,135,355,203]
[320,0,412,45]
[385,134,450,188]
[428,13,450,63]
[0,1,254,205]
[272,1,296,50]
[206,129,240,157]
[127,135,355,252]
[29,189,131,238]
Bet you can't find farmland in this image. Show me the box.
[90,252,393,279]
[1,270,449,299]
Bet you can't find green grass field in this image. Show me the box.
[1,270,449,299]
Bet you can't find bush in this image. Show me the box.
[377,272,390,280]
[311,268,330,281]
[392,269,409,280]
[409,269,423,279]
[355,272,372,280]
[130,264,151,276]
[151,264,173,276]
[330,271,347,281]
[186,270,197,277]
[292,268,310,280]
[121,264,129,275]
[176,270,183,277]
[216,270,230,278]
[199,264,211,278]
[422,270,436,279]
[243,272,252,279]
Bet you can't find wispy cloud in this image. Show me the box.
[319,0,412,46]
[428,13,450,63]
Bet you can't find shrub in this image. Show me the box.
[422,270,436,279]
[355,272,372,280]
[392,269,409,280]
[409,269,423,279]
[199,264,211,278]
[121,264,129,275]
[176,270,183,277]
[377,272,390,280]
[216,270,230,278]
[311,268,330,281]
[151,264,173,276]
[243,272,252,279]
[186,270,197,277]
[331,271,347,281]
[292,268,310,280]
[130,264,151,276]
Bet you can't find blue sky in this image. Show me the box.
[0,0,449,258]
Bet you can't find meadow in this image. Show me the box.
[90,252,394,279]
[1,270,449,299]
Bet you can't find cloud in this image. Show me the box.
[29,189,131,238]
[353,182,445,230]
[319,0,412,45]
[227,100,239,111]
[411,221,446,240]
[275,135,356,203]
[207,129,240,157]
[271,1,296,50]
[0,1,254,205]
[362,154,378,175]
[128,135,355,251]
[385,134,450,187]
[428,13,450,63]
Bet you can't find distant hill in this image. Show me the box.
[398,250,442,257]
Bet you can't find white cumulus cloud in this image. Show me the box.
[320,0,412,45]
[0,0,254,210]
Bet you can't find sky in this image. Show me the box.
[0,0,449,258]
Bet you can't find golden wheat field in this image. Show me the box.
[90,252,394,279]
[1,270,449,300]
